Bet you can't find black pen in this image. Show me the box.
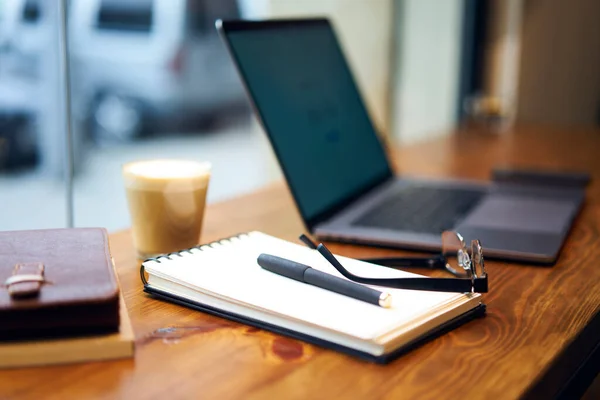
[257,254,392,308]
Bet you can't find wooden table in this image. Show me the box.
[2,127,600,399]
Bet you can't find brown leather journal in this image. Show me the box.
[0,228,120,340]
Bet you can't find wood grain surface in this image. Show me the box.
[1,127,599,399]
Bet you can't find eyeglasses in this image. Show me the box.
[299,231,488,293]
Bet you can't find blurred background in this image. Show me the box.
[0,0,599,231]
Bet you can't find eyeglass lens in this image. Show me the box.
[441,231,472,277]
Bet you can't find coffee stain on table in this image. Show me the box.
[138,322,315,363]
[137,321,231,346]
[271,337,304,361]
[241,325,315,363]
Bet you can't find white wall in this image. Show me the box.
[392,0,464,144]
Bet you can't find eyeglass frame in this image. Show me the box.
[299,232,488,293]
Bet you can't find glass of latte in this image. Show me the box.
[122,159,211,259]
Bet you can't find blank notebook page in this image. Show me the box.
[144,232,479,343]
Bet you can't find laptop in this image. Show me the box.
[217,18,585,264]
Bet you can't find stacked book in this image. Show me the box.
[0,228,134,368]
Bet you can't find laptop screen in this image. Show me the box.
[221,20,392,225]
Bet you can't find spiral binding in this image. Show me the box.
[139,232,250,286]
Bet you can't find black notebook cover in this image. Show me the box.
[143,284,486,364]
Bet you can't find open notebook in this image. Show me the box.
[141,232,485,363]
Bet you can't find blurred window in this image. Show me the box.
[97,0,154,32]
[186,0,239,36]
[22,0,41,24]
[187,0,209,35]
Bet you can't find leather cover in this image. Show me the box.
[0,228,120,340]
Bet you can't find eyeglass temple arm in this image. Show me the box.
[299,234,318,249]
[359,255,446,268]
[317,244,488,293]
[366,256,469,279]
[300,234,447,269]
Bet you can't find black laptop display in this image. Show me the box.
[222,20,392,227]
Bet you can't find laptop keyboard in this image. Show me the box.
[352,186,484,234]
